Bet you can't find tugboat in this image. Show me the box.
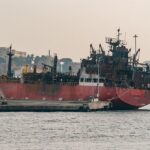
[0,29,150,110]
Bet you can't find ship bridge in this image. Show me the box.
[79,71,105,87]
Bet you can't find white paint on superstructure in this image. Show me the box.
[79,68,104,86]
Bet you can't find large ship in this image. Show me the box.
[0,29,150,110]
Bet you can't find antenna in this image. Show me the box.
[133,34,138,53]
[49,50,50,57]
[117,28,121,41]
[124,32,127,45]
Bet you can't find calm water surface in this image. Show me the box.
[0,108,150,150]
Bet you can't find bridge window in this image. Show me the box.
[85,78,92,82]
[80,78,84,82]
[93,78,98,83]
[99,78,105,83]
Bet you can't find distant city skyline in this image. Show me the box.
[0,0,150,62]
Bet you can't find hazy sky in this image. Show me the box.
[0,0,150,62]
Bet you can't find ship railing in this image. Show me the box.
[0,78,20,83]
[49,81,79,86]
[105,37,117,44]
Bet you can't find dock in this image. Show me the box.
[0,100,86,112]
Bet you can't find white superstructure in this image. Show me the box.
[79,68,104,86]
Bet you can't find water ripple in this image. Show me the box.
[0,111,150,149]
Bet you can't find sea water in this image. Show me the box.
[0,107,150,150]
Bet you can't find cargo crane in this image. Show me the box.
[133,48,140,67]
[99,44,105,55]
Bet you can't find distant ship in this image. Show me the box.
[0,29,150,110]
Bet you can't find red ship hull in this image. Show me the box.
[0,82,150,109]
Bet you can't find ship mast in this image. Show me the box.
[97,58,100,98]
[7,45,14,78]
[117,28,121,42]
[133,34,138,53]
[97,56,102,98]
[132,34,139,81]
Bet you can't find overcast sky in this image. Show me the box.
[0,0,150,62]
